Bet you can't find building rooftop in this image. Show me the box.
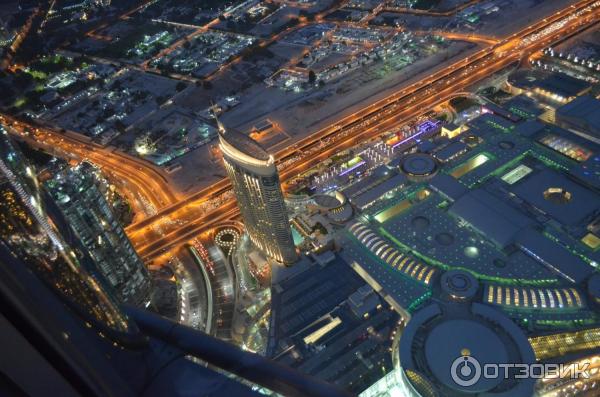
[399,153,438,178]
[588,274,600,303]
[400,301,536,397]
[268,256,366,355]
[350,173,407,210]
[509,168,599,226]
[504,95,545,119]
[219,128,271,162]
[508,70,591,99]
[539,73,591,99]
[45,162,96,201]
[428,173,468,202]
[515,229,594,284]
[449,188,533,248]
[514,119,546,138]
[570,152,600,191]
[433,141,469,162]
[268,255,398,394]
[313,193,344,209]
[342,165,391,198]
[556,95,600,138]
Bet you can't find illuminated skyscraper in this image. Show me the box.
[217,120,297,264]
[0,125,133,335]
[45,162,151,306]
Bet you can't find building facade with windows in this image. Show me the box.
[217,122,297,264]
[45,162,151,306]
[0,126,132,333]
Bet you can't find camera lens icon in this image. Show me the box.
[451,355,482,387]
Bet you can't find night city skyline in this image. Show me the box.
[1,1,600,397]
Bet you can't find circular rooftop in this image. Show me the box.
[440,270,479,301]
[498,140,515,150]
[313,192,353,223]
[400,153,438,178]
[507,69,550,91]
[543,187,572,205]
[411,216,430,231]
[313,193,344,209]
[400,302,535,397]
[425,319,507,393]
[588,274,600,304]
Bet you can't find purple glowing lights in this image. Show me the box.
[392,120,441,149]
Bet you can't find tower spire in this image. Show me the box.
[210,102,226,134]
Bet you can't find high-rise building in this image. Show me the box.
[217,120,297,264]
[45,162,151,306]
[0,125,133,335]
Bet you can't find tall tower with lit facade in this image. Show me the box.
[0,126,133,334]
[217,120,297,264]
[45,162,151,306]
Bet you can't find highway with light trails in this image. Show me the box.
[131,0,600,261]
[3,0,599,262]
